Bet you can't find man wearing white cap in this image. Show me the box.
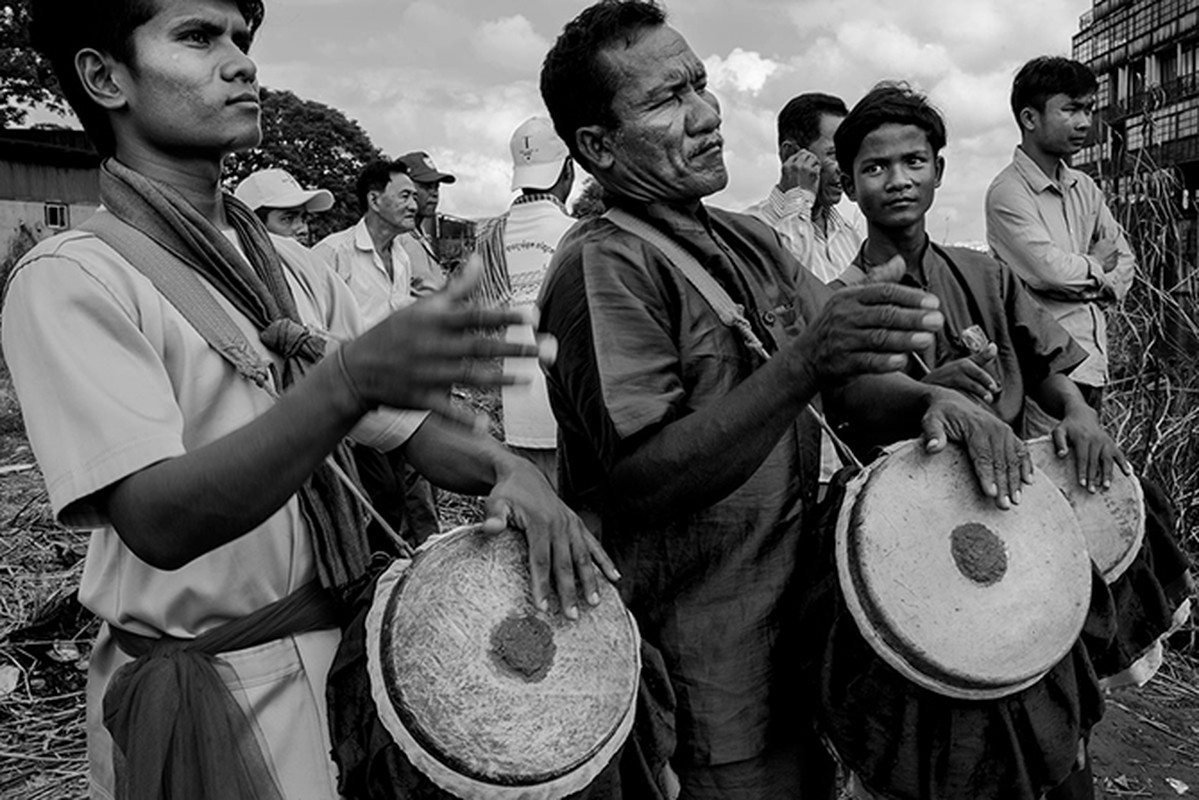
[397,150,457,297]
[234,167,334,245]
[474,116,576,486]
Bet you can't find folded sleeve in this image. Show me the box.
[541,230,686,472]
[2,253,187,524]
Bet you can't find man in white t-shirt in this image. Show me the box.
[474,117,576,487]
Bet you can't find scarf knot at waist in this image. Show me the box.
[102,582,338,800]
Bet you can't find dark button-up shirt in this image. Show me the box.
[851,241,1086,431]
[539,198,828,765]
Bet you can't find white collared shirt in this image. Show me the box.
[313,217,414,326]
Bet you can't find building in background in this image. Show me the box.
[0,129,100,264]
[433,212,476,272]
[1072,0,1199,281]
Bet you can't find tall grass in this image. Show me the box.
[1099,137,1199,650]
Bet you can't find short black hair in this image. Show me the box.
[1010,56,1098,122]
[540,0,668,168]
[835,82,947,178]
[30,0,265,157]
[355,159,410,215]
[777,93,848,149]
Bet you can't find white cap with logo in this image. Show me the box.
[234,168,335,213]
[510,117,570,192]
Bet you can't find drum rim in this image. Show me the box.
[835,440,1090,701]
[366,526,642,799]
[1026,435,1145,583]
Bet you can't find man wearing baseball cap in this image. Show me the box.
[397,150,456,296]
[234,167,334,245]
[473,116,575,486]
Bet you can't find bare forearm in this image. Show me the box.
[1033,373,1091,421]
[608,352,820,520]
[104,356,364,569]
[831,374,938,451]
[402,417,515,495]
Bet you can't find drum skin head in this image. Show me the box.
[836,440,1091,700]
[366,525,640,800]
[1027,436,1145,583]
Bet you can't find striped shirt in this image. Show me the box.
[744,185,863,284]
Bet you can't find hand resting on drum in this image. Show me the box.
[801,286,1029,509]
[400,416,620,622]
[920,388,1034,510]
[482,456,621,621]
[1038,374,1131,493]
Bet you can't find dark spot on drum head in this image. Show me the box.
[950,522,1008,585]
[490,615,556,682]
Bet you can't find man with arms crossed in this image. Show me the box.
[986,56,1136,412]
[539,2,1032,796]
[745,92,861,284]
[5,1,615,797]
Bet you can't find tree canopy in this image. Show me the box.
[222,87,382,241]
[0,0,69,127]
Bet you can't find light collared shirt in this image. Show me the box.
[985,146,1136,386]
[3,226,424,799]
[744,185,863,284]
[399,228,447,297]
[313,217,414,326]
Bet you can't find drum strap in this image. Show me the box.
[604,207,862,470]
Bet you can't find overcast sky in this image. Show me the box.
[85,0,1100,243]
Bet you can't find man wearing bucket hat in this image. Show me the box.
[234,167,334,244]
[398,150,456,296]
[473,116,576,487]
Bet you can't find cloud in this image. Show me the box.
[474,15,552,73]
[238,0,1093,240]
[835,21,953,82]
[704,49,783,96]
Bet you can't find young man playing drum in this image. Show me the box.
[830,81,1192,800]
[4,1,617,798]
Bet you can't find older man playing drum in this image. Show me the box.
[537,2,1037,797]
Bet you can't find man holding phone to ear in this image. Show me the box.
[746,92,862,284]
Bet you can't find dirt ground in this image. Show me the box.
[1090,664,1199,798]
[1,388,1197,799]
